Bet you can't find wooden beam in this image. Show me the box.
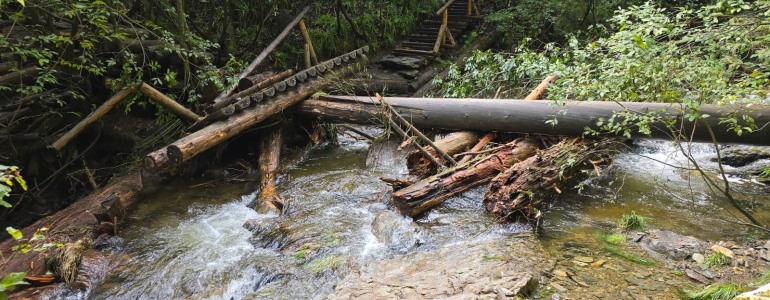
[138,83,202,122]
[298,19,319,65]
[211,6,310,103]
[52,87,136,151]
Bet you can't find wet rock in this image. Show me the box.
[244,218,288,250]
[371,210,419,253]
[692,253,705,264]
[329,235,550,299]
[397,70,419,79]
[639,230,705,261]
[551,282,568,293]
[574,256,594,263]
[366,139,408,174]
[379,55,426,70]
[93,234,124,251]
[714,147,770,167]
[684,269,709,284]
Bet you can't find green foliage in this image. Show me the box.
[703,252,731,267]
[599,233,627,245]
[0,272,28,299]
[619,211,646,231]
[760,166,770,181]
[682,283,744,300]
[0,166,26,208]
[603,245,656,266]
[438,1,770,139]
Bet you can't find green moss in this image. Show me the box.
[674,270,683,276]
[618,211,646,231]
[682,283,744,300]
[603,245,655,266]
[703,252,730,268]
[482,255,503,262]
[306,256,344,273]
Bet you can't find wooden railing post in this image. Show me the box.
[298,19,319,66]
[468,0,472,16]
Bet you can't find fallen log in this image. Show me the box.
[255,126,284,214]
[406,131,479,177]
[211,6,310,102]
[393,138,540,217]
[296,96,770,146]
[0,66,39,86]
[206,69,294,114]
[483,137,615,219]
[148,47,369,169]
[0,170,145,281]
[458,133,495,164]
[138,83,202,122]
[238,71,276,91]
[52,87,137,151]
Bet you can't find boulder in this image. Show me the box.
[371,210,419,253]
[638,230,706,261]
[715,147,770,167]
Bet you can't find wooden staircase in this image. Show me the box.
[393,0,482,57]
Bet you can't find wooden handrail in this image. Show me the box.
[435,0,457,16]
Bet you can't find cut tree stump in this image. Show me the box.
[255,126,284,214]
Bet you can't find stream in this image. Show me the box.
[53,129,770,299]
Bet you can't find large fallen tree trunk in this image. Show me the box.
[393,138,540,217]
[484,137,616,219]
[296,95,770,146]
[144,47,369,170]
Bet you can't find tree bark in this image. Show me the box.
[147,48,368,170]
[406,131,479,177]
[207,69,294,114]
[237,71,276,91]
[483,137,615,218]
[296,95,770,146]
[255,126,284,214]
[393,138,540,217]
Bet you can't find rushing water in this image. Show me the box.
[77,133,769,299]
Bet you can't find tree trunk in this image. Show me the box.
[483,137,615,219]
[296,95,770,146]
[255,126,284,214]
[146,48,368,171]
[406,131,479,177]
[238,71,276,91]
[393,138,540,217]
[207,69,294,114]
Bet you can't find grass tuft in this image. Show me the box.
[603,245,655,266]
[306,256,344,273]
[618,211,646,231]
[682,283,744,300]
[599,233,627,245]
[703,252,730,268]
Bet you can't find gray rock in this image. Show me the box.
[639,230,706,261]
[329,235,549,299]
[397,69,419,79]
[379,55,426,70]
[692,253,705,264]
[685,269,709,284]
[551,282,568,293]
[714,146,770,167]
[371,210,419,253]
[574,256,594,263]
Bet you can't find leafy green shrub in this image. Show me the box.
[704,252,731,268]
[619,211,646,231]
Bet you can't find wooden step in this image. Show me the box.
[393,48,439,57]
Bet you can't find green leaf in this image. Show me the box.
[0,199,10,208]
[0,272,28,292]
[16,0,24,7]
[5,227,22,240]
[14,177,26,191]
